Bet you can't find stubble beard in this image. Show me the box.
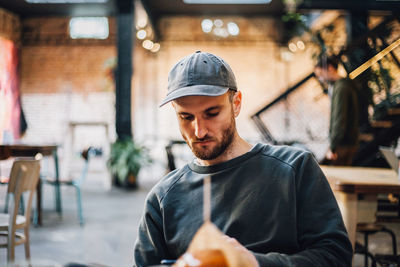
[187,117,236,161]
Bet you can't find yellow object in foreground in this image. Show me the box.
[174,222,254,267]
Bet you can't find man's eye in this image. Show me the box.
[181,115,193,121]
[207,113,219,117]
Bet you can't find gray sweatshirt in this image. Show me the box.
[134,143,353,266]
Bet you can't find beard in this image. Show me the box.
[187,117,236,161]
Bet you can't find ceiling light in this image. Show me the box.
[227,22,239,36]
[213,28,229,38]
[183,0,271,4]
[136,30,147,40]
[281,50,294,62]
[142,40,154,50]
[26,0,107,3]
[201,19,213,33]
[214,19,223,28]
[151,43,161,53]
[297,40,305,50]
[288,42,297,53]
[136,16,147,29]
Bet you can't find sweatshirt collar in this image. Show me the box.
[188,143,264,174]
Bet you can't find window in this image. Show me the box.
[69,17,109,39]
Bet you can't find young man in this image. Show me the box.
[134,51,353,266]
[314,56,360,166]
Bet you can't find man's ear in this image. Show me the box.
[232,91,242,117]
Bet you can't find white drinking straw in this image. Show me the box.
[203,176,211,222]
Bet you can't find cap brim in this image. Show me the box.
[159,85,230,107]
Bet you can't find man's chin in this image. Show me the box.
[191,147,217,161]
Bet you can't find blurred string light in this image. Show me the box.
[151,43,161,53]
[214,19,223,28]
[227,22,240,36]
[136,29,147,40]
[201,19,213,33]
[136,16,147,29]
[288,42,297,52]
[201,19,240,38]
[287,39,306,53]
[142,40,154,50]
[136,3,148,29]
[297,40,305,50]
[135,1,161,53]
[213,28,229,38]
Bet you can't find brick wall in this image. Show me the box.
[21,17,116,94]
[21,45,116,94]
[0,8,21,44]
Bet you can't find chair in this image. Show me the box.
[354,242,377,267]
[42,147,94,225]
[0,158,41,262]
[356,222,397,267]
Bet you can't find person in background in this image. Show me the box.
[134,51,353,266]
[315,56,360,166]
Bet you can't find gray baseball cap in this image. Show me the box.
[159,51,237,107]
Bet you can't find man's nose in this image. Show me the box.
[193,118,207,139]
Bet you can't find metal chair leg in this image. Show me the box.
[32,181,42,226]
[4,194,9,213]
[75,185,84,225]
[5,195,25,215]
[382,227,397,255]
[19,196,25,215]
[364,233,369,267]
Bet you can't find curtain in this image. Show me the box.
[0,36,21,144]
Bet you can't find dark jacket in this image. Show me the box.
[329,78,359,151]
[134,143,353,266]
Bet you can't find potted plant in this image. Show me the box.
[107,137,151,189]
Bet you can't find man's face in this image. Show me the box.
[314,65,335,83]
[314,67,329,82]
[172,91,240,162]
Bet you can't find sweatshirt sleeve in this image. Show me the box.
[134,191,169,267]
[253,152,353,267]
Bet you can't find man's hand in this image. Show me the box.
[326,149,338,161]
[223,236,259,267]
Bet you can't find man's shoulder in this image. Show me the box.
[335,78,358,92]
[147,164,192,204]
[256,143,314,169]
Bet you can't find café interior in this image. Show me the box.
[0,0,400,266]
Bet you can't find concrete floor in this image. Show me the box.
[0,173,400,267]
[0,176,156,267]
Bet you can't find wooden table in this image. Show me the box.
[0,144,61,225]
[321,165,400,248]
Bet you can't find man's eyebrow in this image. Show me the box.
[177,111,193,116]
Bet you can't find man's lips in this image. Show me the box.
[193,140,214,145]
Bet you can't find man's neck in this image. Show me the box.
[196,136,252,166]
